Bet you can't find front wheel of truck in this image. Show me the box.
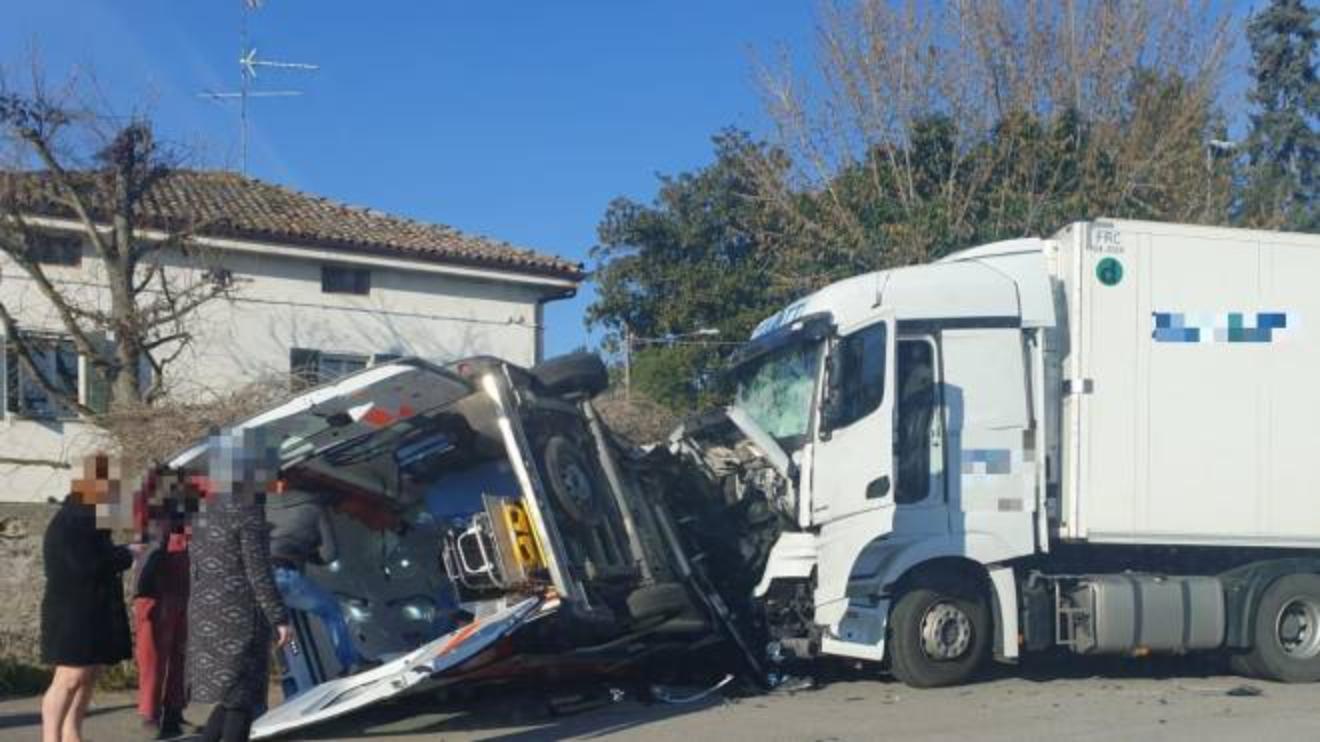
[888,586,990,688]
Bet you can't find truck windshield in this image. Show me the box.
[733,340,823,445]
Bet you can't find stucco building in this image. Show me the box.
[0,170,581,502]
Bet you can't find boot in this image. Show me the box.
[157,708,189,739]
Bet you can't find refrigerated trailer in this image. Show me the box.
[667,219,1320,687]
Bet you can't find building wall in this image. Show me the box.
[0,238,568,502]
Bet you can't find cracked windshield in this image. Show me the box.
[734,341,822,444]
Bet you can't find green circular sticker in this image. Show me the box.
[1096,257,1123,287]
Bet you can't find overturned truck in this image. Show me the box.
[173,219,1320,739]
[168,353,778,739]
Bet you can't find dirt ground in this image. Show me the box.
[2,658,1319,741]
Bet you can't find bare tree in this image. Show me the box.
[0,75,232,418]
[745,0,1235,294]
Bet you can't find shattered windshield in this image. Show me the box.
[733,340,823,445]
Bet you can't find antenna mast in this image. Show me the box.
[199,0,319,173]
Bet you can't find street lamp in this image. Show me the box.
[622,326,721,400]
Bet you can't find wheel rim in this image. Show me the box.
[919,601,972,661]
[1274,595,1320,660]
[558,461,594,510]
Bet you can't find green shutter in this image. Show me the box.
[290,347,320,390]
[85,357,111,415]
[5,344,18,414]
[82,334,113,415]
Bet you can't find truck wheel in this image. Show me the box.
[888,586,990,688]
[627,582,692,621]
[530,352,608,399]
[542,435,601,526]
[1243,573,1320,683]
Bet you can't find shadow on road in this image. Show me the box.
[1006,653,1232,684]
[0,702,133,731]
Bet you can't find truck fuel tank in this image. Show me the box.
[1063,575,1225,655]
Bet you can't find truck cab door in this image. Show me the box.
[808,311,897,526]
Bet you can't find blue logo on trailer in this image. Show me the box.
[1152,312,1288,343]
[961,449,1012,475]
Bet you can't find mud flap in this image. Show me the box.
[251,596,546,740]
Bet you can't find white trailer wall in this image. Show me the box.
[1059,220,1320,548]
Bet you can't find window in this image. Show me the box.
[5,334,80,418]
[895,339,937,505]
[29,235,83,266]
[830,323,888,430]
[733,340,824,444]
[321,265,371,295]
[290,348,371,388]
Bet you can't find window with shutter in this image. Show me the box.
[4,334,80,419]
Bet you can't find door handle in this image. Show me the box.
[866,476,891,500]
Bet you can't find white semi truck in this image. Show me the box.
[665,219,1320,687]
[188,219,1320,738]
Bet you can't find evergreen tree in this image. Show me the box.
[1243,0,1319,230]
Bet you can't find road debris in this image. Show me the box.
[651,673,735,704]
[767,674,815,694]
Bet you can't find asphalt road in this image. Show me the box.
[3,658,1319,741]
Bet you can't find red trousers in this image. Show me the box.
[133,595,188,720]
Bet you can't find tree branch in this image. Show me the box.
[0,212,112,369]
[18,132,116,262]
[142,335,191,404]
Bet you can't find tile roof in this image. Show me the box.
[3,169,583,281]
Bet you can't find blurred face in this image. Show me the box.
[70,453,121,506]
[137,468,204,541]
[70,452,136,529]
[204,427,281,507]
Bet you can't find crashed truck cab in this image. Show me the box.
[166,354,719,739]
[668,238,1055,681]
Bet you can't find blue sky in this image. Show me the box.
[3,1,1264,357]
[2,1,814,357]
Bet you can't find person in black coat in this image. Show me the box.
[40,453,142,742]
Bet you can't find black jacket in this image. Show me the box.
[40,497,134,666]
[266,489,337,570]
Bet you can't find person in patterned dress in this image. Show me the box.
[186,429,291,742]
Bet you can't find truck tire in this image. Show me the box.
[888,586,990,688]
[1241,573,1320,683]
[542,435,601,526]
[627,582,691,621]
[530,352,609,399]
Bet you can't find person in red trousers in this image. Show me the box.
[132,472,194,740]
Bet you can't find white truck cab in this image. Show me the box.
[672,220,1320,687]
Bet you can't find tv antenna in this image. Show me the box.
[198,0,319,173]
